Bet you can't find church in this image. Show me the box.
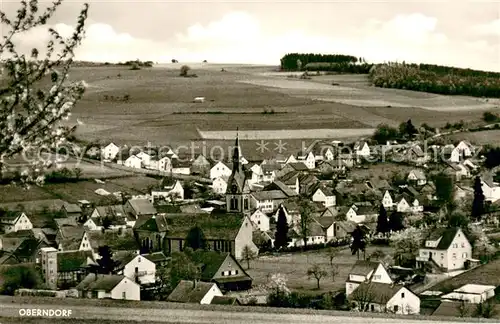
[226,131,251,213]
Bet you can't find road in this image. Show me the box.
[0,302,473,324]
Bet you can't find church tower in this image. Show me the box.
[226,129,250,213]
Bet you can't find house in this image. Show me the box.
[312,186,336,207]
[416,227,472,272]
[211,176,229,195]
[76,274,141,300]
[441,284,496,303]
[158,156,172,172]
[136,151,152,168]
[273,202,301,226]
[354,141,371,157]
[454,185,473,202]
[191,154,211,176]
[0,211,33,233]
[114,252,156,285]
[288,220,326,247]
[396,195,423,214]
[167,280,222,304]
[210,161,232,180]
[450,141,474,163]
[124,155,142,169]
[151,179,184,202]
[85,205,129,231]
[55,225,86,252]
[298,173,320,196]
[407,170,427,186]
[171,159,191,175]
[210,296,241,305]
[331,220,357,240]
[345,260,393,297]
[445,162,470,181]
[60,203,82,221]
[318,159,348,175]
[143,251,169,268]
[260,164,281,183]
[164,213,257,260]
[192,251,253,291]
[382,190,395,209]
[249,209,270,232]
[346,205,377,224]
[102,143,120,161]
[39,247,58,289]
[349,282,420,314]
[134,214,169,253]
[278,171,300,194]
[250,181,298,213]
[55,250,95,289]
[86,229,139,259]
[12,237,48,263]
[406,145,429,165]
[296,151,316,169]
[124,199,157,220]
[481,179,500,202]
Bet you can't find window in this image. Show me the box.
[401,292,405,298]
[462,252,467,258]
[235,270,239,275]
[394,305,399,312]
[122,292,126,299]
[370,305,375,311]
[373,275,381,280]
[461,243,465,248]
[138,257,141,263]
[452,253,457,260]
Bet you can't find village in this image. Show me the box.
[1,118,500,319]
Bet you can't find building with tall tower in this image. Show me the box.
[226,130,251,213]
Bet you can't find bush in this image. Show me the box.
[280,53,360,71]
[180,65,191,77]
[0,265,42,295]
[483,111,499,123]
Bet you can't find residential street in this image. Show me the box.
[0,302,475,324]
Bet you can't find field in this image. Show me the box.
[447,130,500,146]
[247,245,394,293]
[58,64,499,157]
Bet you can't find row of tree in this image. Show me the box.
[280,53,361,71]
[369,63,500,98]
[372,119,418,144]
[302,62,373,74]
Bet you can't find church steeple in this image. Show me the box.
[232,127,242,172]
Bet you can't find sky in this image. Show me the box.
[1,0,500,71]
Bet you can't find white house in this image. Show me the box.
[210,161,232,180]
[396,196,423,214]
[102,143,120,161]
[124,155,142,169]
[312,187,336,207]
[249,209,270,232]
[76,274,141,301]
[158,157,172,172]
[346,205,377,224]
[167,280,223,304]
[136,152,152,168]
[151,180,184,202]
[345,260,393,297]
[407,170,427,186]
[382,190,394,209]
[0,212,33,233]
[441,284,496,304]
[297,151,316,169]
[481,179,500,202]
[350,282,420,315]
[416,227,472,272]
[284,154,298,164]
[115,253,156,285]
[354,141,371,157]
[450,141,474,163]
[211,176,229,195]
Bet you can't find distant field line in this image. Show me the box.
[197,128,375,140]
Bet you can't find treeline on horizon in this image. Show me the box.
[279,53,500,98]
[71,59,154,68]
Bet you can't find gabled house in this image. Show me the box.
[445,162,470,181]
[124,199,157,221]
[136,151,152,168]
[288,220,326,247]
[395,194,423,214]
[151,179,184,202]
[312,186,336,207]
[345,260,393,297]
[450,141,474,163]
[481,179,500,202]
[0,211,33,233]
[167,280,222,304]
[114,252,156,285]
[296,151,316,169]
[171,159,191,175]
[298,173,320,196]
[407,170,427,186]
[102,143,120,161]
[278,171,300,194]
[331,220,357,240]
[441,284,496,304]
[416,227,472,272]
[190,154,211,176]
[260,164,281,183]
[317,159,348,175]
[55,250,96,289]
[124,155,142,169]
[406,145,429,165]
[349,282,420,314]
[158,156,172,172]
[133,215,169,253]
[354,141,371,157]
[211,176,229,195]
[192,251,253,291]
[273,202,301,226]
[381,190,395,209]
[346,205,377,224]
[85,205,129,231]
[210,161,232,180]
[76,274,141,300]
[249,209,270,232]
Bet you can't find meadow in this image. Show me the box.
[61,63,498,154]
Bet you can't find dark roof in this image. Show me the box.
[55,218,79,229]
[210,296,240,305]
[87,229,139,251]
[113,252,139,270]
[76,274,128,292]
[58,250,94,272]
[62,203,82,213]
[251,190,288,201]
[165,213,244,240]
[349,282,406,304]
[265,181,297,197]
[425,227,460,250]
[261,164,280,174]
[144,252,169,264]
[315,216,334,228]
[58,225,84,240]
[279,171,300,185]
[94,205,127,218]
[167,280,217,303]
[335,220,357,233]
[89,216,127,227]
[13,238,45,260]
[432,301,500,319]
[349,260,380,276]
[0,211,23,222]
[134,214,169,232]
[288,162,309,171]
[126,199,157,215]
[352,206,377,216]
[191,251,228,281]
[1,229,35,238]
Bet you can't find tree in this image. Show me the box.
[350,283,376,312]
[388,211,405,232]
[95,245,118,274]
[274,206,289,250]
[0,1,88,183]
[399,119,417,138]
[471,176,485,221]
[0,264,41,295]
[154,265,171,300]
[297,197,314,249]
[376,204,390,234]
[101,216,112,230]
[241,245,257,269]
[372,124,399,144]
[456,298,471,318]
[296,59,302,71]
[390,227,424,267]
[351,225,367,259]
[168,252,201,289]
[434,172,455,209]
[470,226,496,262]
[483,111,498,123]
[474,301,497,318]
[73,167,82,180]
[307,264,328,290]
[180,65,190,77]
[447,211,469,228]
[368,249,386,261]
[327,247,339,281]
[185,226,207,251]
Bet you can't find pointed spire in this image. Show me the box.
[235,127,239,147]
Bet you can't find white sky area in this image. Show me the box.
[3,1,500,71]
